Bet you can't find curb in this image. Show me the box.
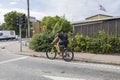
[74,58,120,65]
[15,52,120,65]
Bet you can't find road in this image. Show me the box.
[0,41,120,80]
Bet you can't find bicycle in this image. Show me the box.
[46,44,74,62]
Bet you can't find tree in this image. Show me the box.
[4,11,22,35]
[0,23,7,30]
[4,11,21,34]
[40,16,59,31]
[53,16,73,33]
[40,16,73,33]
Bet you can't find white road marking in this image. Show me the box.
[43,75,85,80]
[0,56,28,64]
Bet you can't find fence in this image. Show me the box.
[73,18,120,37]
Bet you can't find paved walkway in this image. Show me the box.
[1,41,120,65]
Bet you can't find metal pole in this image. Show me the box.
[26,27,28,38]
[19,24,22,52]
[27,0,30,39]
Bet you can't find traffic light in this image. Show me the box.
[16,17,19,26]
[20,14,26,24]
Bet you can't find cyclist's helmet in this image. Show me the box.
[56,30,61,33]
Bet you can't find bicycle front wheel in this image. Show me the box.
[46,47,57,60]
[62,49,74,62]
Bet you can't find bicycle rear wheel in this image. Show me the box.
[62,49,74,62]
[46,47,57,60]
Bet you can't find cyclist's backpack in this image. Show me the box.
[63,33,68,40]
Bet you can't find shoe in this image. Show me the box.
[58,52,62,56]
[50,48,54,54]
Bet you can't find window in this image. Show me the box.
[0,33,3,36]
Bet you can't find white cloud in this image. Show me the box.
[104,0,120,16]
[10,2,17,5]
[45,0,120,22]
[0,0,120,23]
[42,0,99,21]
[0,4,2,7]
[0,8,47,22]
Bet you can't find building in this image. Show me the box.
[72,14,120,37]
[32,21,41,35]
[85,14,112,21]
[29,16,43,35]
[32,21,46,35]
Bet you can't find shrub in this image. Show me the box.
[74,34,88,52]
[67,32,74,49]
[29,32,54,52]
[74,31,120,54]
[108,35,120,53]
[29,30,120,54]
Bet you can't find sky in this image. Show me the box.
[0,0,120,23]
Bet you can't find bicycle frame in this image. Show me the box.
[46,44,74,61]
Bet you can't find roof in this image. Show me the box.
[85,14,112,20]
[72,16,120,26]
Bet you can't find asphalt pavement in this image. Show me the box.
[0,50,120,80]
[0,40,120,80]
[0,40,120,65]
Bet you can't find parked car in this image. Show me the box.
[0,30,17,40]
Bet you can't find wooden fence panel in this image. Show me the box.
[117,19,120,36]
[73,19,120,37]
[109,20,116,35]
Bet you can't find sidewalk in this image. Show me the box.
[1,41,120,65]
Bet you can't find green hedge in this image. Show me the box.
[73,31,120,54]
[29,31,120,54]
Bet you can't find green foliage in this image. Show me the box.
[4,11,21,35]
[53,16,72,33]
[74,35,86,52]
[40,16,60,31]
[0,23,6,30]
[73,31,120,54]
[67,32,74,49]
[29,32,54,52]
[22,29,27,38]
[30,15,73,52]
[40,15,73,34]
[4,11,27,35]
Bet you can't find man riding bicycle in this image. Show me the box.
[51,30,69,55]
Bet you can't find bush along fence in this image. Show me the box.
[72,31,120,54]
[29,30,120,54]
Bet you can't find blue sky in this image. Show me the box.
[0,0,120,23]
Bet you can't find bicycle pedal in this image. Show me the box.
[60,53,62,56]
[50,52,53,54]
[58,52,62,56]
